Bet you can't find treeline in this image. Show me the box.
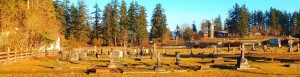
[53,0,168,47]
[224,4,300,37]
[175,3,300,42]
[0,0,60,51]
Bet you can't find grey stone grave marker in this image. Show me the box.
[228,44,231,52]
[263,45,268,52]
[108,50,120,68]
[175,52,180,65]
[68,51,79,63]
[154,53,165,71]
[79,51,88,60]
[151,43,157,59]
[236,49,256,70]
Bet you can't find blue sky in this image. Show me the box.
[68,0,300,31]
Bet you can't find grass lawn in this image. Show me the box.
[0,47,300,77]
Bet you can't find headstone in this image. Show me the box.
[163,48,166,55]
[79,51,88,60]
[123,50,128,58]
[213,45,217,52]
[154,53,165,71]
[288,37,294,52]
[95,51,100,58]
[100,48,104,55]
[175,52,180,65]
[119,51,123,58]
[228,44,231,52]
[53,59,62,69]
[252,43,256,51]
[263,45,268,52]
[68,51,79,63]
[236,50,256,70]
[297,43,299,52]
[189,43,193,56]
[60,52,67,60]
[209,21,214,38]
[151,43,157,59]
[108,50,120,68]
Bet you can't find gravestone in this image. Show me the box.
[68,51,79,63]
[151,43,157,59]
[108,50,120,68]
[228,44,231,52]
[288,37,294,52]
[95,51,100,58]
[53,59,62,69]
[60,52,67,61]
[263,45,268,52]
[123,49,128,58]
[297,43,299,52]
[145,49,149,55]
[154,53,165,71]
[236,50,256,70]
[252,43,256,51]
[175,52,180,65]
[189,43,193,56]
[100,48,104,55]
[213,45,217,52]
[79,51,88,60]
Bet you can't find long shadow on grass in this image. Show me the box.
[236,70,300,76]
[211,64,236,70]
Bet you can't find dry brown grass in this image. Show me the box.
[1,47,300,77]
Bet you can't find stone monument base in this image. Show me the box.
[108,63,117,68]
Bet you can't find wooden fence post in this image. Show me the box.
[7,47,10,63]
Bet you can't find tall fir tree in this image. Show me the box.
[150,3,168,44]
[120,0,129,47]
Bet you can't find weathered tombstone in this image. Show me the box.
[145,49,149,55]
[123,50,128,58]
[297,43,299,52]
[79,51,88,60]
[100,48,104,55]
[252,43,256,51]
[108,50,120,68]
[228,44,231,52]
[175,52,180,65]
[236,50,256,70]
[213,45,217,52]
[151,43,157,59]
[119,50,123,58]
[263,45,268,52]
[189,43,193,56]
[162,48,166,55]
[68,51,79,63]
[53,59,62,69]
[154,53,165,71]
[60,52,68,61]
[288,36,294,52]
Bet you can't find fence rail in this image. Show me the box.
[0,50,59,64]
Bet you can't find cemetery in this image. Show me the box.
[1,0,300,77]
[1,40,300,76]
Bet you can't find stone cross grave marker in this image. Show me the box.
[154,53,165,71]
[151,43,157,59]
[236,50,249,69]
[175,52,180,65]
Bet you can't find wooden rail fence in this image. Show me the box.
[0,50,59,64]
